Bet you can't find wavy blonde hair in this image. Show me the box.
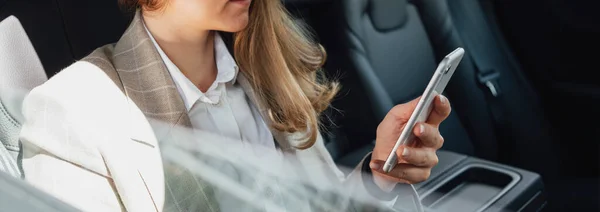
[119,0,339,149]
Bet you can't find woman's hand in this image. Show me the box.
[370,95,451,190]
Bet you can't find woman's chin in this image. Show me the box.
[219,18,249,33]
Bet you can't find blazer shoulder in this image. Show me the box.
[31,43,130,112]
[81,44,124,91]
[48,44,124,93]
[20,45,133,177]
[26,44,131,126]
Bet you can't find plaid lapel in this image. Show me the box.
[110,10,294,154]
[111,10,192,145]
[110,10,221,212]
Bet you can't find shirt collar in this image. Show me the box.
[143,20,239,111]
[214,33,239,84]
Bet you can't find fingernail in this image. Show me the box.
[402,148,410,157]
[370,162,380,170]
[440,95,447,104]
[419,124,425,135]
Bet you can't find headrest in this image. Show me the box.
[0,15,47,92]
[368,0,409,31]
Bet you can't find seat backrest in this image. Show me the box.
[0,15,48,177]
[413,0,558,179]
[327,0,475,156]
[326,0,558,179]
[0,0,75,77]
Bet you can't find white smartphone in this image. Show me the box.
[382,47,465,173]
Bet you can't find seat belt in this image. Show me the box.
[449,0,508,139]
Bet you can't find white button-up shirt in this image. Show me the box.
[145,22,286,212]
[144,25,275,153]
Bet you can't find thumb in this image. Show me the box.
[369,159,386,172]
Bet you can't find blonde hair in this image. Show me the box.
[234,1,339,149]
[120,0,338,149]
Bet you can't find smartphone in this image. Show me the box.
[382,47,465,173]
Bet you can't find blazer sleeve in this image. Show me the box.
[20,64,126,212]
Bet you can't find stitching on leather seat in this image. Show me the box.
[0,101,21,149]
[4,140,19,149]
[0,101,19,127]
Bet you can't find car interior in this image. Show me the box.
[1,0,598,211]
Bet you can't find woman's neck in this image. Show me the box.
[143,11,217,92]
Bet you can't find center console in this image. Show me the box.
[414,151,546,212]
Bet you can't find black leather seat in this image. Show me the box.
[321,0,559,182]
[415,0,559,180]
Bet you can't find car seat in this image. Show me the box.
[413,0,559,180]
[0,15,48,178]
[319,0,475,168]
[321,0,559,181]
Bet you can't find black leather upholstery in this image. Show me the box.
[415,0,558,180]
[369,0,408,31]
[326,0,559,182]
[55,0,132,60]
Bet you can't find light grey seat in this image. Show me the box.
[0,15,48,178]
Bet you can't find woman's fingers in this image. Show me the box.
[371,162,432,184]
[371,146,438,184]
[426,95,451,126]
[398,146,439,167]
[413,123,444,149]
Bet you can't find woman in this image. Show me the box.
[19,0,450,211]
